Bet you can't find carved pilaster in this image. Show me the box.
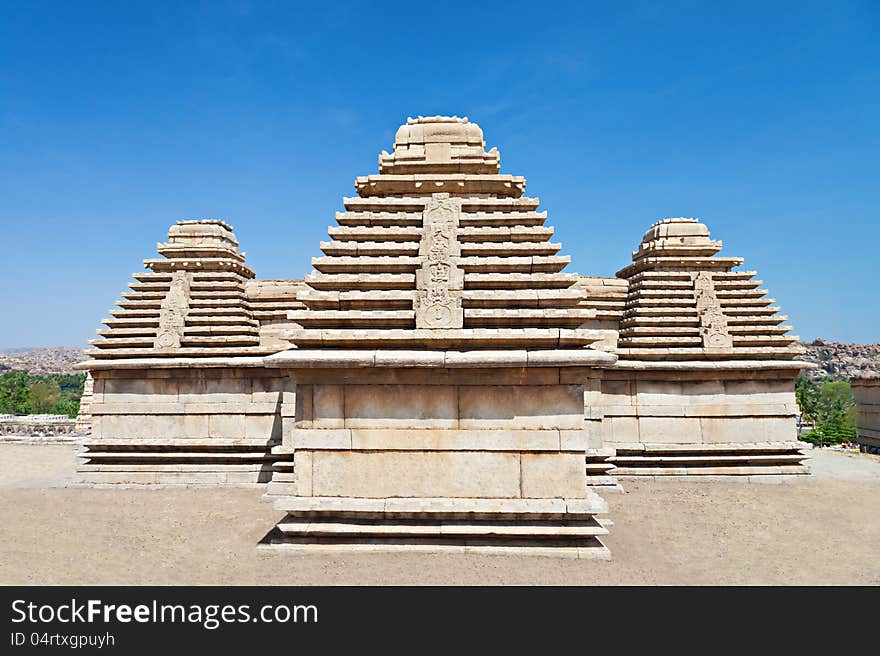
[154,271,191,350]
[692,271,733,351]
[414,193,464,329]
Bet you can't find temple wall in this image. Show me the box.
[852,378,880,452]
[80,367,291,484]
[268,367,601,500]
[592,368,808,476]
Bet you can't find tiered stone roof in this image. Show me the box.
[615,218,802,360]
[273,116,614,367]
[88,219,268,358]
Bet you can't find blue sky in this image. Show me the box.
[0,1,877,348]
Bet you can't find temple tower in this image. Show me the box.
[598,218,812,477]
[263,116,617,557]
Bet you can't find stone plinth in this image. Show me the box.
[78,364,290,485]
[264,364,611,556]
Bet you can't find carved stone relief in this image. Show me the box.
[414,193,463,329]
[154,270,191,350]
[691,271,733,351]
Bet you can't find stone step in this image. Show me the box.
[353,173,526,198]
[335,211,423,226]
[459,255,570,274]
[714,289,769,299]
[319,241,420,256]
[283,327,602,349]
[327,226,422,241]
[617,256,745,278]
[461,289,585,308]
[121,291,167,300]
[108,308,161,318]
[131,271,243,283]
[187,316,259,326]
[288,310,414,328]
[96,328,156,338]
[89,337,154,348]
[83,439,278,449]
[459,242,562,256]
[615,345,802,359]
[85,346,270,358]
[458,214,548,227]
[618,336,703,347]
[311,256,421,274]
[271,495,608,518]
[263,537,610,559]
[458,226,555,242]
[78,463,271,472]
[723,306,783,316]
[585,476,620,487]
[611,454,808,465]
[297,290,414,310]
[727,315,789,325]
[276,517,608,538]
[83,451,274,461]
[128,281,172,291]
[184,325,260,336]
[304,273,415,290]
[615,464,809,476]
[613,441,806,453]
[628,270,758,282]
[463,308,597,327]
[189,290,247,299]
[342,196,541,213]
[732,335,799,346]
[188,298,247,308]
[464,273,580,289]
[143,258,254,276]
[179,335,261,347]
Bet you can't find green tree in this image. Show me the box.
[795,375,819,424]
[0,371,32,414]
[28,380,61,414]
[800,379,857,446]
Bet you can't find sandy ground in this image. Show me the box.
[1,443,878,585]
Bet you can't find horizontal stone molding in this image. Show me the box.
[265,348,616,369]
[271,494,608,517]
[75,356,270,370]
[599,403,797,417]
[276,428,588,452]
[612,359,815,371]
[91,402,282,415]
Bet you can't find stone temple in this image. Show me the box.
[76,115,812,557]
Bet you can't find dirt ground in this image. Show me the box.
[1,443,878,585]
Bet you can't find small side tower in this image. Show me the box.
[76,219,291,485]
[597,218,813,478]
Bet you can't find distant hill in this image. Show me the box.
[0,347,87,375]
[797,339,880,380]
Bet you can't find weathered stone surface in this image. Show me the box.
[309,451,521,498]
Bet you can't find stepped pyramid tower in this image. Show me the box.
[616,218,802,360]
[87,219,262,359]
[595,217,811,478]
[263,116,617,557]
[270,115,609,360]
[77,219,293,485]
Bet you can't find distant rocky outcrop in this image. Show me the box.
[0,347,87,375]
[798,339,880,380]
